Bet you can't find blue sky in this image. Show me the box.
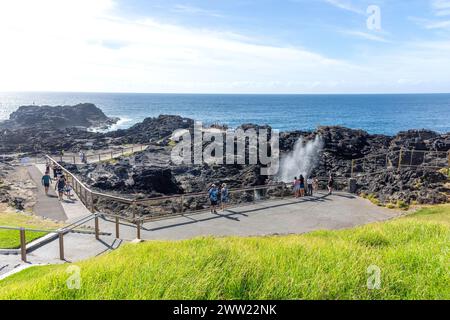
[0,0,449,93]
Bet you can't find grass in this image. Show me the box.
[0,205,449,300]
[0,211,62,249]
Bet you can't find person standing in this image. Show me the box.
[55,175,66,201]
[41,171,52,196]
[328,174,334,195]
[52,164,58,180]
[293,177,300,198]
[208,184,219,214]
[307,176,314,196]
[313,177,319,193]
[299,175,305,197]
[220,183,229,211]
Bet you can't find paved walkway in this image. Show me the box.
[92,191,401,240]
[28,164,91,223]
[26,165,67,221]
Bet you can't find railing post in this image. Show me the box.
[351,159,355,177]
[59,232,65,261]
[398,149,403,170]
[115,217,120,239]
[20,228,27,262]
[73,156,76,164]
[410,150,414,166]
[98,154,101,162]
[141,145,143,151]
[90,193,95,212]
[136,220,141,240]
[94,215,100,240]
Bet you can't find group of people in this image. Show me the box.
[41,162,74,201]
[207,183,229,214]
[292,175,318,198]
[207,174,336,213]
[292,174,335,197]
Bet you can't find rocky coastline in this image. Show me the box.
[0,104,449,211]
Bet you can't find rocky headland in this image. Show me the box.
[0,104,449,210]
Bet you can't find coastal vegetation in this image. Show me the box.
[0,205,448,300]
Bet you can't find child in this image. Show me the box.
[41,171,52,196]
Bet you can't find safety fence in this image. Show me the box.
[349,149,449,178]
[51,144,147,165]
[0,214,111,262]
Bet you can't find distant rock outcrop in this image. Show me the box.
[0,103,118,130]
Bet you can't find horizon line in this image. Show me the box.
[1,90,450,96]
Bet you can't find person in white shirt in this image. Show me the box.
[307,177,314,196]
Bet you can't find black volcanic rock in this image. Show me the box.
[107,115,194,144]
[1,103,118,130]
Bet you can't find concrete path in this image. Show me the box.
[90,191,401,241]
[26,165,67,221]
[33,164,91,223]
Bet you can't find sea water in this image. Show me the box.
[0,92,449,135]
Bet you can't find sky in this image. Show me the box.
[0,0,450,94]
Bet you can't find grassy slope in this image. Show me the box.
[0,211,62,249]
[0,205,449,300]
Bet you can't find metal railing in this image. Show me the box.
[0,214,111,262]
[52,144,147,165]
[349,149,449,178]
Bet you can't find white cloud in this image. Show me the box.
[172,4,224,18]
[411,1,450,30]
[432,0,450,16]
[340,30,391,42]
[0,0,449,93]
[323,0,365,14]
[0,0,364,93]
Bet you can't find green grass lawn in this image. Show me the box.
[0,205,449,300]
[0,211,62,249]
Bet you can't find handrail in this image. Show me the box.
[51,144,148,165]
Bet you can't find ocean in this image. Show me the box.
[0,92,449,135]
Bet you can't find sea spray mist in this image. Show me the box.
[278,135,324,182]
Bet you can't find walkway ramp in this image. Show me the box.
[27,165,67,221]
[33,163,91,223]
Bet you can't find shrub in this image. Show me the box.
[396,200,409,210]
